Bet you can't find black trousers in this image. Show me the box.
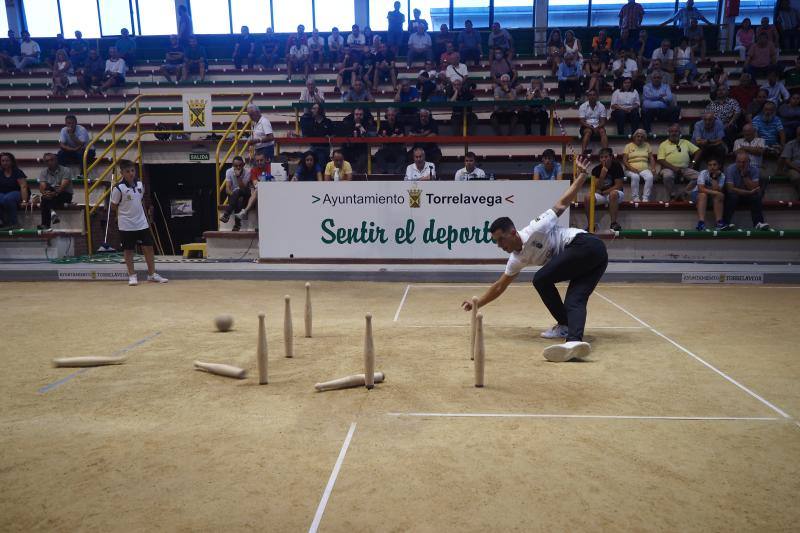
[224,187,251,216]
[723,190,764,226]
[532,233,609,342]
[57,148,95,168]
[610,109,641,136]
[40,190,72,226]
[518,107,549,135]
[558,79,581,100]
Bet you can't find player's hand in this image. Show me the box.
[461,300,474,312]
[574,154,592,174]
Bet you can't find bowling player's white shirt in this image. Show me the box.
[504,209,585,275]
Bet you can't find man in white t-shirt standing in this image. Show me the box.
[110,160,168,286]
[454,152,486,180]
[246,104,275,160]
[461,156,608,362]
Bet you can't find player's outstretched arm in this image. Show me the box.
[553,155,591,217]
[462,273,516,311]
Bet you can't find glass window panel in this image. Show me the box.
[24,0,62,37]
[99,0,134,36]
[736,0,776,23]
[409,0,450,30]
[0,6,9,38]
[272,0,312,33]
[192,0,231,34]
[231,0,272,33]
[548,0,588,27]
[314,0,355,32]
[492,0,534,29]
[369,0,404,32]
[586,1,699,27]
[136,0,176,35]
[453,0,490,29]
[61,0,101,38]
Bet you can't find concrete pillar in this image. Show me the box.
[534,0,549,56]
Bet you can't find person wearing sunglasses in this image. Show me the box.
[657,123,700,201]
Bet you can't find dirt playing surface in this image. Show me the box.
[1,281,798,531]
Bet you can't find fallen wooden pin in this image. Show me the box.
[314,372,386,392]
[193,361,247,379]
[52,356,128,368]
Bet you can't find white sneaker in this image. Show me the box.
[128,274,138,286]
[540,324,569,339]
[631,196,641,202]
[543,341,592,362]
[755,222,770,231]
[147,273,169,283]
[235,209,248,221]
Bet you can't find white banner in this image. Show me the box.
[681,272,764,284]
[58,270,128,281]
[182,93,213,132]
[258,181,569,260]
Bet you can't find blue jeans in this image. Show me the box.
[13,56,38,70]
[676,62,698,83]
[0,190,22,225]
[255,145,274,160]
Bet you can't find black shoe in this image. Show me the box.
[610,222,622,232]
[220,213,230,223]
[232,221,241,232]
[36,224,51,231]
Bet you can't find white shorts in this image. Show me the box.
[594,190,625,204]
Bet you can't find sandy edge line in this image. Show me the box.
[387,413,780,421]
[393,284,411,322]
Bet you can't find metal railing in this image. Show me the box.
[214,94,254,224]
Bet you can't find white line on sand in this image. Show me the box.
[398,325,647,330]
[388,413,780,421]
[393,284,411,322]
[595,292,793,420]
[309,422,357,533]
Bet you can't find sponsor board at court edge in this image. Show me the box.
[58,270,129,281]
[681,272,765,284]
[258,181,569,259]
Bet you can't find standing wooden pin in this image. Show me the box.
[304,282,312,338]
[364,313,375,390]
[474,313,485,388]
[284,295,294,358]
[469,296,478,360]
[257,312,268,384]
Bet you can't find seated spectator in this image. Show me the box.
[182,38,206,83]
[219,156,249,231]
[416,70,436,102]
[334,47,356,91]
[286,24,307,58]
[409,109,442,165]
[776,0,800,50]
[386,2,405,56]
[735,18,756,61]
[557,53,582,101]
[705,85,742,147]
[362,26,375,53]
[115,28,136,66]
[307,29,325,69]
[609,77,641,135]
[646,58,672,86]
[519,78,550,135]
[160,35,185,83]
[691,158,726,230]
[0,30,18,74]
[300,103,334,165]
[583,53,608,95]
[612,48,639,90]
[409,9,429,33]
[36,153,73,229]
[374,107,407,174]
[779,92,800,140]
[762,69,789,105]
[675,37,698,86]
[745,32,778,79]
[405,147,436,180]
[703,62,730,95]
[340,107,375,172]
[246,104,275,159]
[0,152,29,229]
[579,89,609,153]
[779,125,800,198]
[51,49,73,97]
[366,40,397,89]
[623,129,656,201]
[458,19,482,67]
[752,101,786,151]
[233,26,256,70]
[407,25,433,66]
[546,30,564,76]
[490,48,517,86]
[293,151,323,181]
[57,115,94,167]
[327,27,344,68]
[342,78,373,103]
[723,152,770,230]
[692,112,727,166]
[428,71,450,103]
[615,29,638,54]
[590,148,625,231]
[423,60,438,80]
[299,78,325,108]
[69,31,88,66]
[395,79,420,125]
[650,39,674,78]
[636,29,658,65]
[533,149,562,180]
[491,74,518,136]
[324,150,352,181]
[642,71,679,133]
[487,22,514,59]
[260,28,279,69]
[733,123,766,168]
[591,29,613,64]
[685,18,707,61]
[745,87,769,122]
[235,152,273,222]
[436,23,455,57]
[784,56,800,89]
[448,78,477,135]
[444,52,468,84]
[455,152,487,180]
[757,16,780,47]
[76,48,104,95]
[438,41,457,70]
[287,39,310,79]
[13,31,40,70]
[563,30,583,66]
[657,123,700,200]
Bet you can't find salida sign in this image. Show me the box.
[258,181,568,260]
